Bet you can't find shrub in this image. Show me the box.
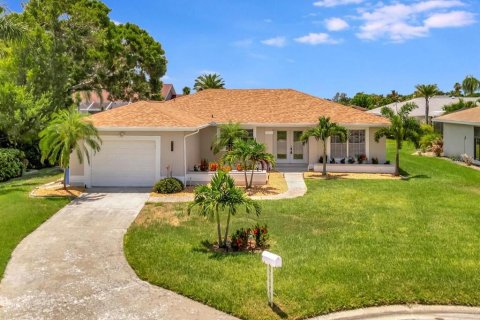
[153,177,184,194]
[462,154,474,166]
[209,162,218,171]
[431,138,444,157]
[420,133,441,152]
[231,224,269,252]
[372,157,379,164]
[0,148,25,182]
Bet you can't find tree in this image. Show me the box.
[0,6,26,42]
[244,140,275,189]
[351,92,373,109]
[39,107,102,189]
[188,170,261,248]
[332,92,350,105]
[443,98,479,114]
[223,139,250,186]
[183,86,191,95]
[462,76,480,96]
[453,82,462,97]
[194,73,225,91]
[374,103,421,176]
[300,116,347,177]
[211,122,248,154]
[415,84,438,124]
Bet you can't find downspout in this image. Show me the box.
[184,129,200,186]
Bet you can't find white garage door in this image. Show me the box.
[91,139,158,187]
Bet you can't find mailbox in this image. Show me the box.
[262,251,282,268]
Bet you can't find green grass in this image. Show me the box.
[0,168,71,278]
[124,141,480,320]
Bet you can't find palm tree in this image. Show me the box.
[194,73,225,91]
[300,116,347,176]
[182,86,191,95]
[374,103,421,176]
[39,107,102,189]
[0,6,26,42]
[453,82,462,96]
[244,140,275,188]
[223,139,250,186]
[415,84,438,125]
[211,122,248,154]
[188,171,261,248]
[462,76,480,96]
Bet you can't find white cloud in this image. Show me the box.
[232,39,253,48]
[424,10,476,28]
[161,74,172,81]
[325,17,349,31]
[355,0,475,42]
[295,33,341,45]
[261,36,287,47]
[314,0,363,7]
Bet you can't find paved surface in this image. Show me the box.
[0,190,236,320]
[311,305,480,320]
[149,172,308,203]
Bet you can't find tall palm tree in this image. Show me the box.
[462,76,480,96]
[375,103,421,176]
[194,73,225,91]
[0,6,26,42]
[453,82,462,97]
[211,122,248,154]
[415,84,438,125]
[39,107,102,189]
[300,116,347,177]
[188,171,261,248]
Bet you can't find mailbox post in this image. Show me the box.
[261,251,282,307]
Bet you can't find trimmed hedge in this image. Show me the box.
[153,177,184,194]
[0,148,25,182]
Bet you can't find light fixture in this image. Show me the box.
[120,131,125,137]
[171,141,174,152]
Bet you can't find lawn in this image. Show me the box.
[124,142,480,320]
[0,169,71,278]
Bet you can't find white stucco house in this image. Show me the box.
[70,89,392,188]
[433,106,480,164]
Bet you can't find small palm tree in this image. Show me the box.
[223,139,250,186]
[300,116,347,176]
[39,107,102,189]
[188,171,261,248]
[375,103,421,176]
[182,86,191,95]
[245,140,275,189]
[211,122,248,154]
[453,82,462,96]
[462,76,480,96]
[194,73,225,91]
[415,84,438,124]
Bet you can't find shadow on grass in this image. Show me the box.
[192,240,258,259]
[271,303,288,319]
[402,174,431,180]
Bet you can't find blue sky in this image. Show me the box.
[5,0,480,98]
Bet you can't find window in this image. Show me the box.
[348,130,366,157]
[331,135,347,158]
[244,129,254,141]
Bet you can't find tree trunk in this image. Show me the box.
[215,208,223,247]
[248,160,257,189]
[395,140,400,176]
[223,212,231,249]
[243,161,248,188]
[322,139,327,176]
[425,97,430,125]
[63,167,68,190]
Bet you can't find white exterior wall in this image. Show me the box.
[443,123,474,158]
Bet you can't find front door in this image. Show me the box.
[276,130,308,163]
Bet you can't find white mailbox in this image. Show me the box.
[262,251,282,268]
[261,251,282,307]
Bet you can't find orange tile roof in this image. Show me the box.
[434,106,480,124]
[88,89,389,129]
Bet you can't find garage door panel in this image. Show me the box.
[91,139,158,187]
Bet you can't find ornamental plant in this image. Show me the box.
[230,224,269,252]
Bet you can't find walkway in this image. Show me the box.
[149,172,307,203]
[0,191,235,320]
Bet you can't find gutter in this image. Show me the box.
[184,129,200,185]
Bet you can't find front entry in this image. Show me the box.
[276,130,308,164]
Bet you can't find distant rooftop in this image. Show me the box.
[434,106,480,125]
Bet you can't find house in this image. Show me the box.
[433,106,480,164]
[69,89,391,188]
[368,96,480,123]
[76,84,178,114]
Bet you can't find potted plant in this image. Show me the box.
[209,162,218,171]
[200,159,209,172]
[372,157,379,164]
[357,154,367,164]
[348,157,355,164]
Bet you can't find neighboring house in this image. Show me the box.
[70,89,390,187]
[433,106,480,164]
[76,84,178,114]
[368,96,480,123]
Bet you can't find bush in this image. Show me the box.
[153,177,184,194]
[0,148,25,182]
[462,154,474,166]
[231,224,269,252]
[431,138,444,157]
[420,133,441,152]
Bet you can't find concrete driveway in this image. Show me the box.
[0,190,236,320]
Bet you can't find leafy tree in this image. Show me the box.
[415,84,438,124]
[351,92,373,109]
[211,122,248,154]
[300,116,347,176]
[0,5,26,42]
[375,103,421,176]
[462,76,480,96]
[188,170,261,248]
[443,98,479,114]
[39,107,102,188]
[332,92,350,105]
[194,73,225,91]
[182,86,191,95]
